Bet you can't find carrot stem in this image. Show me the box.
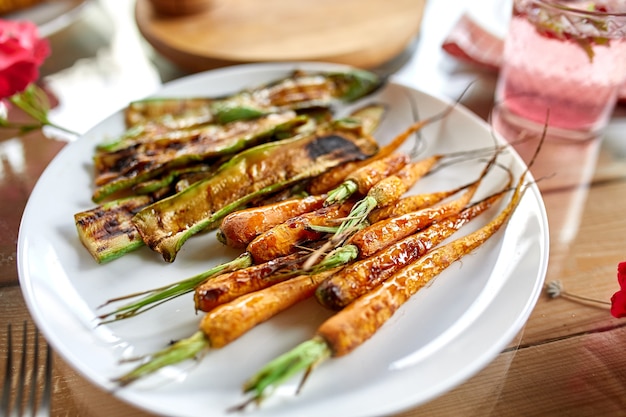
[324,180,359,206]
[242,336,331,402]
[114,331,209,387]
[98,253,253,323]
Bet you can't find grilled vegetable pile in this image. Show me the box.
[75,69,383,263]
[73,68,539,413]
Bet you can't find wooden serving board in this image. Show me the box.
[135,0,427,72]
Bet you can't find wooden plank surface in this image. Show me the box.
[401,325,626,416]
[2,1,626,416]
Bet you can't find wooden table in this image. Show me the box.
[2,0,625,416]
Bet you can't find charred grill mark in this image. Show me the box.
[306,134,363,161]
[263,75,332,108]
[75,199,151,247]
[99,134,204,181]
[94,112,300,195]
[132,124,378,261]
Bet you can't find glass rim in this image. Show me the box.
[532,0,626,18]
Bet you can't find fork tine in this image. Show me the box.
[14,321,28,417]
[24,325,39,417]
[0,322,52,417]
[1,323,14,416]
[35,334,52,417]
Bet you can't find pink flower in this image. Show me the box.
[610,262,626,318]
[0,19,50,99]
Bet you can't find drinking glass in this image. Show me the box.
[494,0,626,141]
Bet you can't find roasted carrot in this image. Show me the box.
[194,250,324,313]
[216,195,327,249]
[342,149,501,259]
[324,185,528,354]
[113,267,346,387]
[303,151,496,272]
[201,268,344,349]
[246,200,356,264]
[349,179,479,259]
[367,180,474,223]
[240,169,530,406]
[323,153,411,206]
[239,119,546,408]
[315,185,510,311]
[303,155,443,269]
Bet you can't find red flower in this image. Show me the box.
[610,262,626,318]
[0,19,50,99]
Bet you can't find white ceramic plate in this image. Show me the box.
[18,62,549,417]
[5,0,87,37]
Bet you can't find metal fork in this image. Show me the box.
[1,321,52,417]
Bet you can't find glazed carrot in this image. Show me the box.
[240,166,530,406]
[323,153,410,206]
[322,182,528,355]
[239,118,547,408]
[367,180,474,223]
[194,250,324,313]
[217,195,327,249]
[246,200,356,264]
[315,186,509,311]
[113,267,347,387]
[349,180,479,258]
[343,150,500,258]
[302,151,497,271]
[201,267,344,349]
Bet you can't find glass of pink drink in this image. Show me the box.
[494,0,626,141]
